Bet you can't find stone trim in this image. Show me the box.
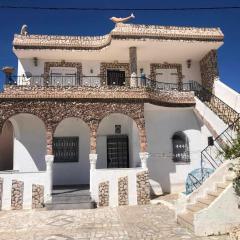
[98,181,109,207]
[32,184,44,209]
[11,180,24,210]
[100,62,130,86]
[118,176,128,206]
[200,50,219,91]
[137,171,150,205]
[44,61,82,85]
[0,100,147,153]
[150,63,183,86]
[13,24,223,50]
[0,178,3,210]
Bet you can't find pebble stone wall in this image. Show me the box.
[137,171,150,205]
[32,184,44,209]
[118,176,128,206]
[11,180,24,210]
[200,50,219,91]
[0,178,3,210]
[98,181,109,207]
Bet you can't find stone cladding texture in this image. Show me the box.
[150,63,183,85]
[11,180,24,210]
[32,184,44,209]
[137,171,150,205]
[100,62,130,86]
[200,50,219,91]
[129,47,137,74]
[118,176,128,206]
[44,61,82,85]
[0,178,3,210]
[98,181,109,207]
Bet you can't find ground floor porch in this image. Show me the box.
[0,203,229,240]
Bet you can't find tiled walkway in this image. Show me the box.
[0,204,229,240]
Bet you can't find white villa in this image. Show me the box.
[0,19,240,236]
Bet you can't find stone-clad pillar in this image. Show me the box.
[46,125,54,155]
[129,47,137,74]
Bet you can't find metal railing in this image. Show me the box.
[201,117,240,171]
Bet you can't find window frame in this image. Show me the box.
[172,132,190,163]
[53,136,79,163]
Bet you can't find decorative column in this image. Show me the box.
[139,152,150,169]
[89,153,98,197]
[45,155,54,201]
[45,124,54,201]
[129,46,137,75]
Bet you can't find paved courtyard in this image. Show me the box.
[0,204,229,240]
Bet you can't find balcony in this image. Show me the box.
[0,75,196,106]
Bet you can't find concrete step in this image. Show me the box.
[197,195,216,205]
[207,188,224,197]
[216,182,229,189]
[51,195,92,204]
[46,202,96,210]
[187,202,207,213]
[177,212,194,231]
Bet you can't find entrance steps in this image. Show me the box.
[177,165,237,236]
[45,185,96,210]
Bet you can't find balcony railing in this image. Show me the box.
[3,75,194,91]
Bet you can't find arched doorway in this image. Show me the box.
[53,117,90,185]
[96,113,140,169]
[0,120,14,170]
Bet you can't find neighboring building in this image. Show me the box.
[0,22,239,210]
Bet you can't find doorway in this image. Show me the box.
[107,70,125,86]
[107,135,129,168]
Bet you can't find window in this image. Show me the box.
[53,137,79,163]
[172,132,190,163]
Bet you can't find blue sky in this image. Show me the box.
[0,0,239,91]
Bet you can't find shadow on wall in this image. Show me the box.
[0,120,13,171]
[9,114,47,172]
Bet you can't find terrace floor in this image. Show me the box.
[0,204,229,240]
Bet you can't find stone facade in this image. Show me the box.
[44,61,82,85]
[32,184,44,209]
[150,63,183,86]
[13,24,223,51]
[136,171,150,205]
[200,50,219,91]
[98,181,109,207]
[100,62,130,86]
[118,176,128,206]
[11,180,24,210]
[0,178,3,210]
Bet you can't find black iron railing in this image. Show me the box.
[201,117,240,171]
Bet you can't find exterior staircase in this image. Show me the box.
[177,171,234,232]
[45,185,96,210]
[176,83,240,236]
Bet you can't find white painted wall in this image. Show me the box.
[17,58,202,85]
[96,113,140,169]
[10,114,46,172]
[214,80,240,113]
[53,118,90,185]
[91,168,145,206]
[144,103,212,193]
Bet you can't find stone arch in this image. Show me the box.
[53,117,91,185]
